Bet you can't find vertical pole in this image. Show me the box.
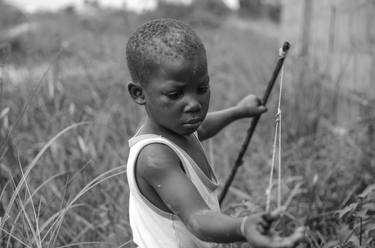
[300,0,312,56]
[329,5,336,52]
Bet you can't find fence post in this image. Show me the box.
[300,0,312,56]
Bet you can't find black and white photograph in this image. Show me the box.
[0,0,374,247]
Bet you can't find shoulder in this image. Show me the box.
[137,142,182,178]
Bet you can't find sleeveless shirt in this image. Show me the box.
[127,134,220,248]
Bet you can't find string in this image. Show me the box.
[266,115,278,212]
[277,63,285,208]
[266,54,285,212]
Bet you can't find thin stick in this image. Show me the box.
[219,42,290,205]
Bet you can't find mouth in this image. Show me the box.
[182,118,203,129]
[184,117,203,124]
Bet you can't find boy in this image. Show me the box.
[126,18,304,248]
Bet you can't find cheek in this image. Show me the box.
[159,98,179,111]
[147,94,169,109]
[202,92,210,110]
[151,97,182,114]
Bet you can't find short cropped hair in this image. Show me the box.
[126,18,206,85]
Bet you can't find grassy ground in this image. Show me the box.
[0,6,374,248]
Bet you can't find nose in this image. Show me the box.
[184,95,202,113]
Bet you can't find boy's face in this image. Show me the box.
[143,55,210,135]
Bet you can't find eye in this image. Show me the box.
[166,90,183,99]
[197,84,209,95]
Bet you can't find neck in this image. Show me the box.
[140,117,190,141]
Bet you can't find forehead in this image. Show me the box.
[154,54,208,83]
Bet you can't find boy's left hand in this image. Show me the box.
[236,94,267,118]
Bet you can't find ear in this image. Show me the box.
[128,82,146,105]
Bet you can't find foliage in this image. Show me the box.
[141,0,231,28]
[0,0,26,29]
[333,184,375,247]
[238,0,281,22]
[303,184,375,248]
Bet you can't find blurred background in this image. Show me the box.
[0,0,374,247]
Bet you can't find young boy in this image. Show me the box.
[126,18,304,248]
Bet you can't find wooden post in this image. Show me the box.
[300,0,312,56]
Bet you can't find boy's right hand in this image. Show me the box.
[242,213,305,248]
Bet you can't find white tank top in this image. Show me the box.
[127,134,220,248]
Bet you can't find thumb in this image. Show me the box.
[257,226,306,248]
[258,105,267,113]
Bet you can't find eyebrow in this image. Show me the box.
[161,72,209,89]
[196,75,209,86]
[163,80,186,88]
[200,75,209,83]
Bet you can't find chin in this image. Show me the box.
[165,123,201,136]
[180,130,197,136]
[169,126,198,136]
[179,126,200,136]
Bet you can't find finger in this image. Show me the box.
[259,106,267,113]
[249,225,305,248]
[262,213,277,223]
[255,97,262,106]
[253,106,267,115]
[262,210,281,224]
[256,223,266,234]
[247,223,278,247]
[257,223,271,235]
[269,227,306,248]
[258,215,269,226]
[259,214,275,233]
[250,214,269,234]
[269,206,286,219]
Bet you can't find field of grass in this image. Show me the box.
[0,3,374,248]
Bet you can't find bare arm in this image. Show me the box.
[137,144,304,246]
[138,143,244,243]
[197,95,267,141]
[197,107,239,141]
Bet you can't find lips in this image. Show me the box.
[182,117,203,130]
[184,117,203,124]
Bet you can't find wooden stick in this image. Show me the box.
[219,42,291,205]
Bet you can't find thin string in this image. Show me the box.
[266,56,285,212]
[277,64,285,208]
[266,118,279,212]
